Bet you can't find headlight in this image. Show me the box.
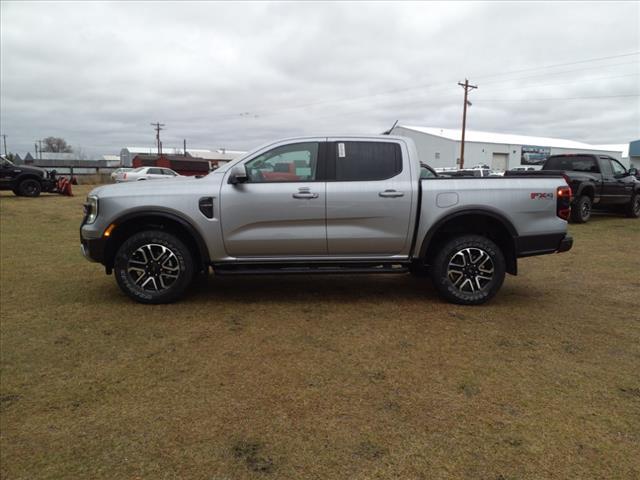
[84,195,99,224]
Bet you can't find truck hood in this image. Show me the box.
[14,164,47,176]
[89,175,209,198]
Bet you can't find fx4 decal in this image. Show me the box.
[530,192,554,200]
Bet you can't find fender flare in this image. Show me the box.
[106,208,210,266]
[418,207,518,260]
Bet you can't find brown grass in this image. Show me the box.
[1,186,639,479]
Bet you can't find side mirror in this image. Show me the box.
[228,165,248,185]
[628,167,638,176]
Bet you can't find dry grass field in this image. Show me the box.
[1,186,639,479]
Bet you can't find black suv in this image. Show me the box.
[0,157,56,197]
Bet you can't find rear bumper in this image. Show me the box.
[557,234,573,253]
[516,233,573,257]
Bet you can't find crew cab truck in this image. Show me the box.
[506,154,640,223]
[80,136,573,306]
[0,156,56,197]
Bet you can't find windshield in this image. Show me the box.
[132,167,146,172]
[1,157,15,167]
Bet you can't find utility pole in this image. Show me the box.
[457,79,478,169]
[1,134,7,156]
[183,139,187,157]
[150,122,165,157]
[35,142,38,160]
[38,140,43,160]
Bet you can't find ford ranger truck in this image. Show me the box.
[80,136,573,305]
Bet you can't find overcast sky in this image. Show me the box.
[1,1,639,157]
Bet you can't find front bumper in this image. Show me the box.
[80,237,106,263]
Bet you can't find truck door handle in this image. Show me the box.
[293,188,319,199]
[379,189,404,198]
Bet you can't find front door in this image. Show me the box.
[607,157,636,204]
[220,140,327,257]
[325,139,414,256]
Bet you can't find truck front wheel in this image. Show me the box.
[17,179,42,197]
[113,230,194,304]
[570,195,592,223]
[430,234,506,305]
[626,193,640,218]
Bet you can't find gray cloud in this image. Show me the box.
[1,1,638,157]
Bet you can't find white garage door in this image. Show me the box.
[492,153,508,171]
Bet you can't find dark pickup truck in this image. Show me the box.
[506,154,640,223]
[0,156,58,197]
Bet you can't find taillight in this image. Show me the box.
[123,173,127,179]
[557,186,572,220]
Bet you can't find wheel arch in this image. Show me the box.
[103,210,210,273]
[576,183,595,199]
[418,209,518,275]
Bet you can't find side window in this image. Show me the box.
[148,168,163,175]
[162,169,176,176]
[570,157,598,173]
[245,142,318,183]
[334,141,402,181]
[610,159,627,176]
[599,159,613,177]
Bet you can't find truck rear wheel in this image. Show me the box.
[626,193,640,218]
[570,195,591,223]
[18,179,41,197]
[114,230,194,304]
[430,234,505,305]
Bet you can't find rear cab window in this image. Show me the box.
[544,155,599,173]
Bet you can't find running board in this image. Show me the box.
[213,262,410,275]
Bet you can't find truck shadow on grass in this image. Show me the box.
[182,273,532,306]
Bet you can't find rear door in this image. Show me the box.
[598,157,618,204]
[325,139,414,256]
[220,140,327,257]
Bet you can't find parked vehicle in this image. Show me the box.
[110,168,133,182]
[114,166,180,182]
[81,136,573,305]
[0,156,56,197]
[506,154,640,222]
[420,162,438,179]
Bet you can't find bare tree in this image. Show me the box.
[41,137,73,153]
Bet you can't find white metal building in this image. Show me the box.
[390,125,624,171]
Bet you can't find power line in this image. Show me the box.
[475,93,639,103]
[472,51,640,80]
[218,54,640,120]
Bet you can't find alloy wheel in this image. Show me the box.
[447,247,495,293]
[127,243,180,291]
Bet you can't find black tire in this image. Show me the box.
[429,234,506,305]
[17,179,41,197]
[625,193,640,218]
[570,195,592,223]
[114,230,194,304]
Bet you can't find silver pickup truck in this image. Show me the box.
[81,135,573,305]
